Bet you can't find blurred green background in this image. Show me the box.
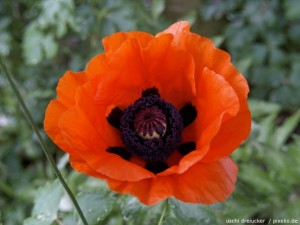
[1,0,300,225]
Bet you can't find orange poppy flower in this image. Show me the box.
[44,21,251,205]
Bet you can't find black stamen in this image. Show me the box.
[178,142,196,155]
[107,147,131,160]
[142,87,160,97]
[179,103,197,127]
[145,161,169,174]
[107,107,124,129]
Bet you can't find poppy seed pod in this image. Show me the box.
[44,21,251,205]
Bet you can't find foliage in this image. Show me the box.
[1,0,300,225]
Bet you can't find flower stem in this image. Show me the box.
[0,58,89,225]
[158,199,168,225]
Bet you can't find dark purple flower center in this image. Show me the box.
[106,87,198,173]
[120,91,183,161]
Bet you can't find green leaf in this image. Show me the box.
[248,99,281,119]
[271,109,300,148]
[76,191,116,225]
[235,57,252,75]
[168,199,218,224]
[286,140,300,181]
[239,164,277,194]
[224,193,263,220]
[270,85,299,107]
[163,216,183,225]
[288,23,300,44]
[0,32,11,56]
[121,197,148,222]
[257,113,278,144]
[42,34,58,59]
[179,10,197,26]
[23,180,63,225]
[269,48,286,66]
[23,24,44,64]
[151,0,165,20]
[250,44,267,65]
[23,217,52,225]
[121,196,163,225]
[275,200,300,219]
[290,63,300,87]
[211,35,225,48]
[284,0,300,20]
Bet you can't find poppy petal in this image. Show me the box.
[195,67,240,135]
[168,67,240,172]
[205,46,249,103]
[107,157,237,205]
[157,21,190,46]
[103,31,153,57]
[85,54,109,78]
[44,71,89,154]
[181,32,249,104]
[94,38,146,108]
[56,70,88,107]
[44,100,72,153]
[143,34,196,109]
[69,154,108,180]
[202,107,251,162]
[160,24,249,106]
[75,81,121,146]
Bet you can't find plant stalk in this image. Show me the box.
[0,58,88,225]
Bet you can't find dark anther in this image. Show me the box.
[106,147,131,160]
[178,142,196,156]
[145,161,169,174]
[142,87,160,97]
[179,103,197,127]
[107,107,124,129]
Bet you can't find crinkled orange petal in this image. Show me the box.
[103,31,153,58]
[56,71,88,107]
[182,34,251,161]
[75,80,121,146]
[69,154,105,179]
[44,70,89,153]
[160,21,249,104]
[143,33,196,109]
[94,38,146,108]
[202,105,251,162]
[44,100,72,153]
[182,33,249,104]
[195,67,240,134]
[85,54,109,79]
[70,153,148,187]
[157,21,190,47]
[107,157,237,205]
